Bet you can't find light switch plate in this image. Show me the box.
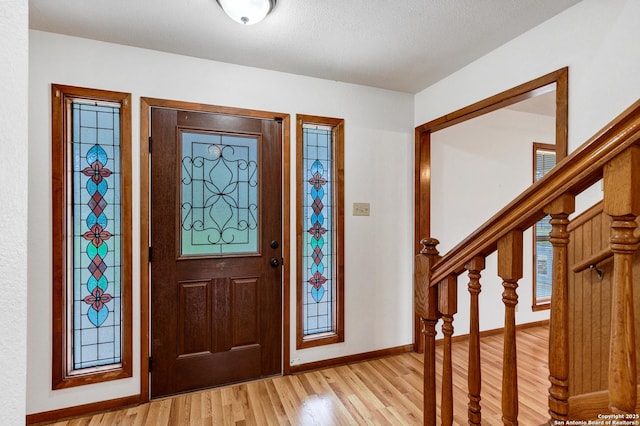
[353,202,370,216]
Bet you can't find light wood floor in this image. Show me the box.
[45,325,550,425]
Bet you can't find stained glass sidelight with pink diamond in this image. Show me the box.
[302,125,334,336]
[71,101,122,370]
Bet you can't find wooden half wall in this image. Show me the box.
[567,201,640,398]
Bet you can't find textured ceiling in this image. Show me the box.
[29,0,582,94]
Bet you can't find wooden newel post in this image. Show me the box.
[498,230,523,426]
[415,238,440,426]
[544,194,575,422]
[603,146,640,414]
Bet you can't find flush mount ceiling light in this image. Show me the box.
[216,0,276,25]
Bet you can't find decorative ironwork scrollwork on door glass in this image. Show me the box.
[180,132,259,256]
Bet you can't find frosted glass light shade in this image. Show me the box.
[217,0,276,25]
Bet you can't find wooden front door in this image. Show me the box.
[150,108,282,398]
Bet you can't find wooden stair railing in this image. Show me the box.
[415,99,640,426]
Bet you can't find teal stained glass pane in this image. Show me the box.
[302,124,334,336]
[181,132,259,256]
[71,101,122,370]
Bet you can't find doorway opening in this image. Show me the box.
[413,67,568,349]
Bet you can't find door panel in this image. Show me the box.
[177,280,211,356]
[150,108,282,398]
[231,277,259,347]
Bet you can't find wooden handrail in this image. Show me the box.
[430,99,640,286]
[572,247,613,274]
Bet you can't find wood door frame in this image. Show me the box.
[140,98,291,402]
[413,67,569,350]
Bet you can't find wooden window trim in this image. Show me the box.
[531,142,556,311]
[296,114,345,349]
[51,84,132,389]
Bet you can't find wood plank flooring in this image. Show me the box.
[44,325,550,425]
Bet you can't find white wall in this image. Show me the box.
[432,108,555,334]
[415,0,640,332]
[0,1,29,424]
[416,0,640,147]
[28,30,414,414]
[432,109,555,252]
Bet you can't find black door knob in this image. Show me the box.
[270,240,279,249]
[270,258,280,267]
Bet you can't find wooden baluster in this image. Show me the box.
[466,256,485,426]
[544,195,575,422]
[439,274,457,426]
[421,315,438,426]
[415,238,440,426]
[498,230,523,426]
[603,146,640,414]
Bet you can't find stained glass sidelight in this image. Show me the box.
[302,124,334,335]
[71,101,122,370]
[181,132,259,256]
